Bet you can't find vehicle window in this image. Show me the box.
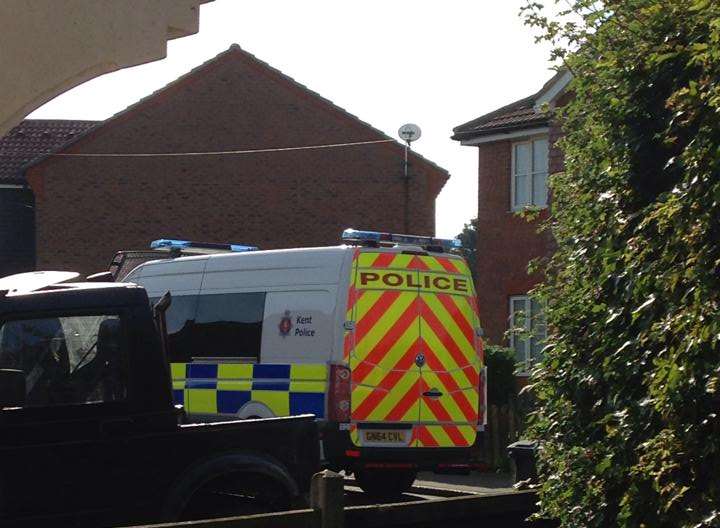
[150,295,198,363]
[193,293,265,359]
[0,315,127,407]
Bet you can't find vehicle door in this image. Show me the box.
[348,250,423,448]
[0,312,131,522]
[415,255,481,448]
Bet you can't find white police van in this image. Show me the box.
[119,230,485,498]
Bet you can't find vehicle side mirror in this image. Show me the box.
[0,369,26,408]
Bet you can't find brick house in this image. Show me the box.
[451,70,571,374]
[0,120,98,276]
[22,44,449,276]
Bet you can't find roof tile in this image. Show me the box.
[0,120,98,184]
[452,70,567,141]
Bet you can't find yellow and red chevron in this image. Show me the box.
[414,425,476,447]
[347,250,481,448]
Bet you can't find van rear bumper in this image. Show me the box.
[322,423,481,470]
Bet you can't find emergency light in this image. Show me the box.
[341,229,462,252]
[150,239,258,254]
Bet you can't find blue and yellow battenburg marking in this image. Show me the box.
[171,363,328,418]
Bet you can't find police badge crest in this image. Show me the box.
[278,310,292,337]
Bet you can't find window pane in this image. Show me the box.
[530,337,543,361]
[151,295,198,363]
[530,299,546,336]
[0,315,127,407]
[193,293,266,359]
[511,298,529,366]
[532,172,548,207]
[530,299,547,361]
[514,143,531,175]
[514,336,528,365]
[533,138,549,174]
[514,174,529,207]
[512,299,527,322]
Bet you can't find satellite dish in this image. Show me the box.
[398,123,422,144]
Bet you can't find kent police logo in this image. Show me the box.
[279,310,293,337]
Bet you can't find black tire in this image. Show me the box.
[355,468,417,499]
[161,453,298,522]
[178,472,290,521]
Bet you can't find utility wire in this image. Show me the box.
[50,138,395,158]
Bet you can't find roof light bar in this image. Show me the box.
[341,229,462,252]
[150,239,258,255]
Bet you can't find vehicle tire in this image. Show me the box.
[161,453,298,522]
[178,473,290,520]
[354,468,417,499]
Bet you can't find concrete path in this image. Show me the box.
[415,471,514,494]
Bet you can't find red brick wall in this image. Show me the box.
[475,139,556,346]
[28,50,445,276]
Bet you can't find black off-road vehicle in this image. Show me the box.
[0,272,319,527]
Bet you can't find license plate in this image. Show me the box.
[362,429,409,446]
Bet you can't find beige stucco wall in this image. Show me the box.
[0,0,212,137]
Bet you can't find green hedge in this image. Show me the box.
[484,344,517,406]
[522,1,720,526]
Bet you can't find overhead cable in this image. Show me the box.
[51,138,395,158]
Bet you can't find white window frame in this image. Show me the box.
[510,136,549,211]
[509,295,547,375]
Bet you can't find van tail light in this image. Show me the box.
[328,364,351,423]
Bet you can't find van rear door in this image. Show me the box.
[348,250,421,448]
[347,249,481,449]
[415,255,479,448]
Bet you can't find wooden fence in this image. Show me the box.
[483,403,522,469]
[128,470,546,528]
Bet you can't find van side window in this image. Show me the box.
[193,293,265,360]
[151,295,198,363]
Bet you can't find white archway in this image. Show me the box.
[0,0,212,137]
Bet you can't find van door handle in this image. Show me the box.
[422,389,443,398]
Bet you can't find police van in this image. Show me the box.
[120,229,485,497]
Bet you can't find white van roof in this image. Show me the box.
[125,245,354,289]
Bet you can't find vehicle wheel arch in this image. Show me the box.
[160,451,298,522]
[236,401,275,420]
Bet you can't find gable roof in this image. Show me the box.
[28,45,450,193]
[0,120,98,184]
[451,69,572,142]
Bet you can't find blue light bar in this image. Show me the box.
[150,239,258,254]
[341,229,462,252]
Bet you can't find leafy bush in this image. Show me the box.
[522,1,720,526]
[484,344,517,406]
[456,218,479,285]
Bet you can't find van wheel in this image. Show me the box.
[354,468,417,499]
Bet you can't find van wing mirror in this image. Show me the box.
[0,369,26,409]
